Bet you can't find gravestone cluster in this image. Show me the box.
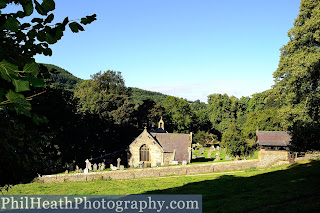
[72,159,107,174]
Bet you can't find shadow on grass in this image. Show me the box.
[145,159,320,213]
[192,157,214,163]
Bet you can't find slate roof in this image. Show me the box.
[150,132,190,162]
[256,131,291,147]
[149,128,167,133]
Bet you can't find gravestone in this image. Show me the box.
[110,164,114,169]
[182,160,187,166]
[117,158,121,169]
[75,165,79,172]
[225,155,230,160]
[216,151,220,156]
[207,150,212,158]
[172,161,179,165]
[216,146,219,151]
[88,161,92,171]
[235,156,240,161]
[98,163,102,171]
[111,166,117,171]
[120,165,125,170]
[79,168,83,173]
[84,159,89,174]
[198,148,204,156]
[93,163,98,171]
[215,156,221,161]
[101,162,105,170]
[65,170,68,174]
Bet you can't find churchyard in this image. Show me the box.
[4,158,320,213]
[192,146,259,162]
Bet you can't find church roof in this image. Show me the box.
[149,128,167,133]
[150,133,191,162]
[256,131,291,147]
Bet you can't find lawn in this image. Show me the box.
[193,147,259,162]
[4,159,320,212]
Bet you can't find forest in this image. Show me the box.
[0,0,320,189]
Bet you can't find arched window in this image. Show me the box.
[140,145,150,162]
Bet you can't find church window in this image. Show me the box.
[140,145,150,162]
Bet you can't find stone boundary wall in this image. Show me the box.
[38,150,292,183]
[257,149,289,168]
[39,160,259,183]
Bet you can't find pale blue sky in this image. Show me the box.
[11,0,302,102]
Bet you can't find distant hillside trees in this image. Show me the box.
[130,88,168,104]
[44,64,83,90]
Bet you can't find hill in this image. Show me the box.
[130,87,168,104]
[43,64,170,104]
[43,64,83,90]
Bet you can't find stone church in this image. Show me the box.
[128,118,192,167]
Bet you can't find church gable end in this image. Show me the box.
[128,128,163,167]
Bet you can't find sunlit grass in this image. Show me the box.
[4,159,319,212]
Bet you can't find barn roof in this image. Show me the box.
[256,131,291,147]
[150,132,191,162]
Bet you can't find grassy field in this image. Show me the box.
[4,159,320,212]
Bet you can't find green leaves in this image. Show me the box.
[81,14,97,25]
[12,78,30,92]
[22,0,34,16]
[3,17,20,32]
[34,0,47,15]
[69,22,85,33]
[5,90,31,116]
[28,76,45,87]
[0,0,9,9]
[1,0,97,117]
[24,62,39,76]
[44,13,54,24]
[42,0,55,12]
[0,60,19,82]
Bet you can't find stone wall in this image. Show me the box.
[38,150,291,183]
[257,149,289,168]
[39,160,259,183]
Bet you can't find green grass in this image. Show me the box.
[4,159,320,212]
[193,147,258,162]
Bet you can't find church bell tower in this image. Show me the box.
[158,117,164,130]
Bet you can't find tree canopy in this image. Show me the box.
[273,0,320,151]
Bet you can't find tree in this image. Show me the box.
[221,123,251,157]
[273,0,320,126]
[272,0,320,151]
[193,130,217,146]
[207,94,239,135]
[241,108,283,139]
[0,0,96,189]
[74,70,132,122]
[161,96,194,133]
[0,0,96,115]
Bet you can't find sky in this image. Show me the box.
[8,0,301,102]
